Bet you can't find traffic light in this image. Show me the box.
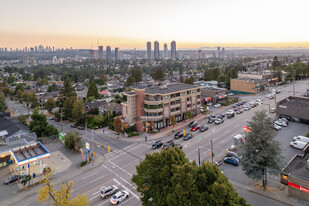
[210,152,214,157]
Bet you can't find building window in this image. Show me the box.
[187,97,191,101]
[181,92,186,96]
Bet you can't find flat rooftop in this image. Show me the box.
[283,154,309,182]
[145,83,200,95]
[279,96,309,109]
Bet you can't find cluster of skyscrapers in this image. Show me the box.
[0,45,67,53]
[90,46,120,61]
[147,41,177,60]
[216,47,226,59]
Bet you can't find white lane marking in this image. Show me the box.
[104,150,118,157]
[90,194,98,200]
[182,141,191,148]
[108,143,143,161]
[223,130,230,135]
[108,161,133,177]
[141,143,151,148]
[23,203,31,206]
[97,198,111,206]
[113,178,121,185]
[102,164,113,173]
[202,149,210,155]
[82,172,97,180]
[89,176,105,184]
[232,124,239,129]
[219,140,225,145]
[92,191,100,196]
[123,196,135,204]
[120,176,134,188]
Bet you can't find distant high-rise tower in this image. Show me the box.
[90,49,95,59]
[222,47,225,58]
[164,43,168,58]
[106,46,112,60]
[171,41,176,60]
[146,41,151,59]
[216,47,221,59]
[98,46,103,59]
[115,47,119,61]
[154,41,159,59]
[23,55,29,67]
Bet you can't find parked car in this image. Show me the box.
[163,140,175,149]
[226,151,241,160]
[4,174,20,184]
[236,110,243,114]
[293,136,309,144]
[223,157,239,166]
[174,144,183,149]
[191,125,200,131]
[272,124,281,131]
[152,140,163,149]
[174,131,184,139]
[100,185,118,198]
[110,190,129,205]
[280,115,296,122]
[214,118,224,125]
[290,141,307,150]
[244,107,251,111]
[214,103,221,108]
[189,121,198,128]
[226,110,234,115]
[208,118,215,124]
[209,114,216,118]
[227,113,235,119]
[78,126,85,130]
[218,114,225,119]
[228,93,234,96]
[275,120,287,127]
[183,134,192,141]
[199,125,208,132]
[71,124,78,128]
[207,102,213,106]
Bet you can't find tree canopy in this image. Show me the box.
[0,92,7,112]
[132,148,248,206]
[29,108,58,137]
[87,81,99,99]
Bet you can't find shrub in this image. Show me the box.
[80,161,87,167]
[128,132,140,137]
[150,131,157,134]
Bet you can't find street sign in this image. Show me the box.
[86,142,90,150]
[242,126,252,132]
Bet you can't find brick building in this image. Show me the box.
[230,78,269,94]
[121,84,201,133]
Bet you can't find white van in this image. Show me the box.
[290,141,307,149]
[293,136,309,144]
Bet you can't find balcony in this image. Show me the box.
[140,115,163,121]
[144,99,163,105]
[171,110,181,116]
[170,104,180,109]
[144,107,163,113]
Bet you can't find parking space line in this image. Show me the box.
[92,191,100,196]
[97,198,110,206]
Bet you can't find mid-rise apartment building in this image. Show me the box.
[121,84,201,133]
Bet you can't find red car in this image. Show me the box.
[191,125,200,131]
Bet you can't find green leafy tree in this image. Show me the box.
[184,77,194,85]
[0,92,7,112]
[126,75,135,86]
[87,81,99,99]
[240,110,283,190]
[153,67,165,81]
[21,174,31,187]
[272,56,281,68]
[64,131,84,151]
[72,99,85,121]
[45,97,56,114]
[131,68,142,82]
[29,108,58,137]
[187,110,193,119]
[47,83,58,92]
[132,148,248,206]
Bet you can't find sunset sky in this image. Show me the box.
[1,0,309,49]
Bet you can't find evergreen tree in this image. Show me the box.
[45,97,56,114]
[72,99,85,121]
[59,77,76,104]
[240,110,283,190]
[87,81,99,99]
[63,97,75,120]
[0,92,7,112]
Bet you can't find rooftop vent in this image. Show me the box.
[160,85,168,90]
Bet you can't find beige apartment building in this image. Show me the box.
[121,84,201,133]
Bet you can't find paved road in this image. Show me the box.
[7,80,309,206]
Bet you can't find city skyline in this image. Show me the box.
[1,0,309,49]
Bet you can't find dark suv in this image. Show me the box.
[4,174,19,185]
[152,140,163,149]
[189,121,198,128]
[174,131,184,139]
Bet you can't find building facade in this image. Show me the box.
[98,46,103,59]
[146,41,151,59]
[164,43,168,58]
[115,47,119,61]
[230,78,269,94]
[154,41,159,59]
[171,41,176,60]
[121,84,201,133]
[106,46,112,60]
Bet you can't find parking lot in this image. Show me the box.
[219,121,308,190]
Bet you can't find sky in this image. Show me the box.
[1,0,309,49]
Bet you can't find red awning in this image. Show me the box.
[204,97,212,102]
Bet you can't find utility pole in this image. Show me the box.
[274,93,277,115]
[293,77,295,96]
[211,139,214,164]
[60,107,63,133]
[92,130,94,162]
[198,148,200,166]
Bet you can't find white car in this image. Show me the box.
[273,124,281,131]
[275,120,287,127]
[207,102,213,106]
[100,185,118,198]
[214,103,221,108]
[228,93,234,96]
[226,110,234,115]
[110,190,129,205]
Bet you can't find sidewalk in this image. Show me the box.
[3,154,105,206]
[97,113,209,142]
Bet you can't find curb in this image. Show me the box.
[4,154,105,206]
